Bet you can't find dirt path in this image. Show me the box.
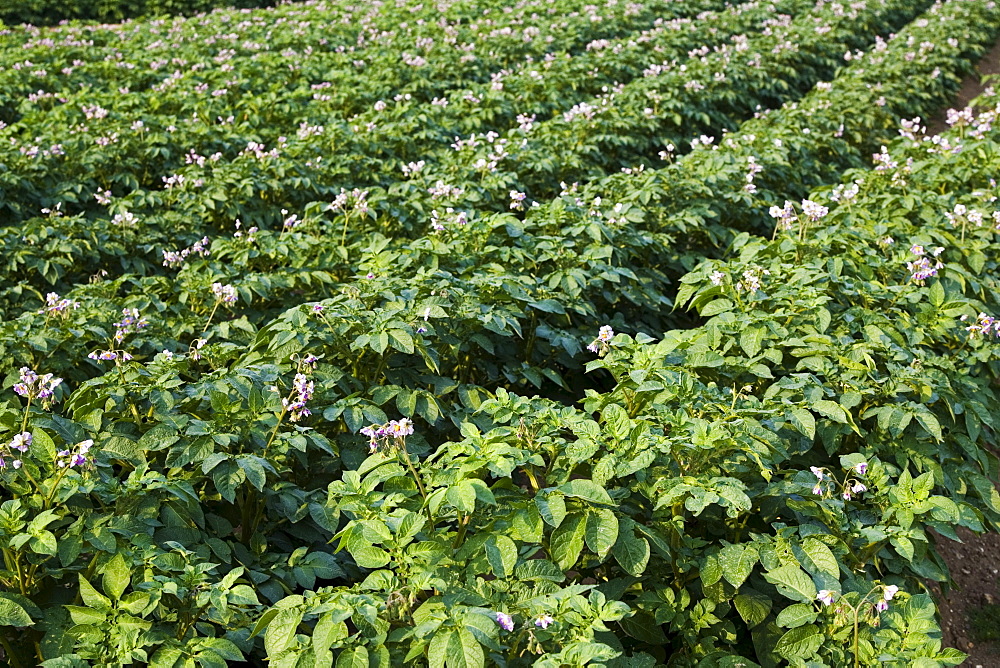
[924,38,1000,668]
[925,38,1000,135]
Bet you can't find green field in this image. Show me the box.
[1,0,1000,665]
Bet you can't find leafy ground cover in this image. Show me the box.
[1,0,1000,666]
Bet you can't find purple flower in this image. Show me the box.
[387,419,414,438]
[851,482,867,494]
[854,462,868,476]
[13,367,62,403]
[496,612,514,631]
[817,590,835,606]
[535,614,554,629]
[812,485,822,496]
[810,466,824,480]
[875,599,889,612]
[57,440,93,469]
[211,283,239,304]
[10,432,31,453]
[282,373,314,422]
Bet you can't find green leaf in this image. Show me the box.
[774,624,822,660]
[812,400,848,424]
[536,492,566,528]
[102,552,131,601]
[763,564,817,603]
[734,590,771,628]
[446,481,477,513]
[65,605,106,626]
[775,603,818,629]
[719,543,757,588]
[558,479,613,506]
[788,408,816,440]
[387,329,414,354]
[264,607,304,658]
[550,513,586,570]
[912,407,942,442]
[0,598,33,626]
[929,280,944,307]
[484,535,518,579]
[799,538,839,578]
[701,299,734,316]
[584,508,619,560]
[237,456,268,491]
[740,325,765,358]
[429,628,484,668]
[612,521,650,576]
[78,575,112,613]
[449,627,484,668]
[336,646,369,668]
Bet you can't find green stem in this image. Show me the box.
[201,300,221,336]
[341,212,351,247]
[398,445,430,520]
[264,407,288,453]
[0,631,24,668]
[19,399,30,435]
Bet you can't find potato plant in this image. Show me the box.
[0,0,998,666]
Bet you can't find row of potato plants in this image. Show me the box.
[0,0,704,134]
[0,0,273,26]
[0,0,781,228]
[0,0,931,313]
[0,0,989,394]
[0,1,998,666]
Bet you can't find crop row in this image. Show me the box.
[5,3,998,661]
[1,0,273,27]
[0,0,931,302]
[0,0,712,129]
[1,0,990,402]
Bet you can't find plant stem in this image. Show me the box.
[19,399,30,435]
[201,300,221,335]
[398,445,429,519]
[264,406,288,453]
[0,632,24,668]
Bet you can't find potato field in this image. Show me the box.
[1,0,1000,665]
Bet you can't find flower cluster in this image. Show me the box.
[162,236,211,268]
[88,349,133,363]
[744,155,763,193]
[281,373,314,422]
[42,292,80,318]
[494,611,554,632]
[963,312,1000,338]
[360,418,414,454]
[57,439,94,468]
[13,367,63,404]
[509,190,527,211]
[233,219,258,243]
[906,244,944,284]
[211,283,238,304]
[810,462,868,500]
[112,210,138,228]
[0,432,31,470]
[736,266,770,293]
[587,325,615,356]
[114,307,149,343]
[768,200,796,231]
[818,583,901,615]
[800,199,829,222]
